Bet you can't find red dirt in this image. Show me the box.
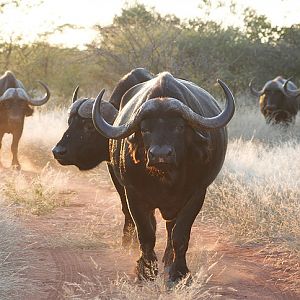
[2,165,299,299]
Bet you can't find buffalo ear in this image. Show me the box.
[187,128,211,165]
[127,133,137,144]
[127,132,144,164]
[25,105,34,117]
[100,101,118,125]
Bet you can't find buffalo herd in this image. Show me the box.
[0,68,299,284]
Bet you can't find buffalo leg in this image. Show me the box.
[126,188,158,280]
[162,219,176,269]
[168,189,206,283]
[107,164,136,248]
[11,132,21,169]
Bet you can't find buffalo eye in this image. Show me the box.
[175,124,185,132]
[84,122,95,132]
[141,127,151,134]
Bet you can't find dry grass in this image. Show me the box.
[203,139,300,247]
[62,273,219,300]
[0,108,68,169]
[62,247,223,300]
[0,200,34,299]
[228,100,300,142]
[1,98,300,297]
[21,108,68,169]
[198,99,300,252]
[2,163,71,215]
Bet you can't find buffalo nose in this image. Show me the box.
[52,145,67,158]
[148,145,175,165]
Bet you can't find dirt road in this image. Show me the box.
[2,165,299,299]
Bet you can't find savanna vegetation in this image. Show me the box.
[1,1,300,104]
[0,1,300,298]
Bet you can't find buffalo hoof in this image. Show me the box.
[165,268,192,289]
[136,256,158,281]
[165,274,192,289]
[167,262,191,285]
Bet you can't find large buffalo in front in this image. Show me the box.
[92,72,235,284]
[52,68,153,247]
[249,76,299,124]
[0,71,50,169]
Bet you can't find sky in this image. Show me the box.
[1,0,300,48]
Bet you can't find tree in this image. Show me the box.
[88,4,184,86]
[243,8,283,44]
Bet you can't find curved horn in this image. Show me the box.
[72,85,79,103]
[249,79,264,97]
[93,89,140,139]
[283,77,300,97]
[177,79,235,130]
[27,81,50,106]
[92,80,235,139]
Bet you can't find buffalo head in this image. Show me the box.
[249,76,298,124]
[0,81,50,127]
[52,86,117,170]
[92,79,234,185]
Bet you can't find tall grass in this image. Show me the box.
[0,200,34,299]
[2,164,71,215]
[201,98,300,250]
[203,139,300,248]
[228,99,300,143]
[1,98,300,297]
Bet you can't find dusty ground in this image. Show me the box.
[1,162,299,300]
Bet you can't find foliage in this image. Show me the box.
[88,3,300,96]
[1,3,300,104]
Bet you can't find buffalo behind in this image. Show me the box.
[0,71,50,169]
[249,76,299,124]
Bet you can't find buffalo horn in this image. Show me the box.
[249,79,264,97]
[27,81,50,106]
[283,78,300,97]
[72,85,80,103]
[92,80,235,139]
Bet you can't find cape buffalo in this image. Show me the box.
[0,71,50,169]
[52,68,153,247]
[249,76,299,124]
[92,72,235,284]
